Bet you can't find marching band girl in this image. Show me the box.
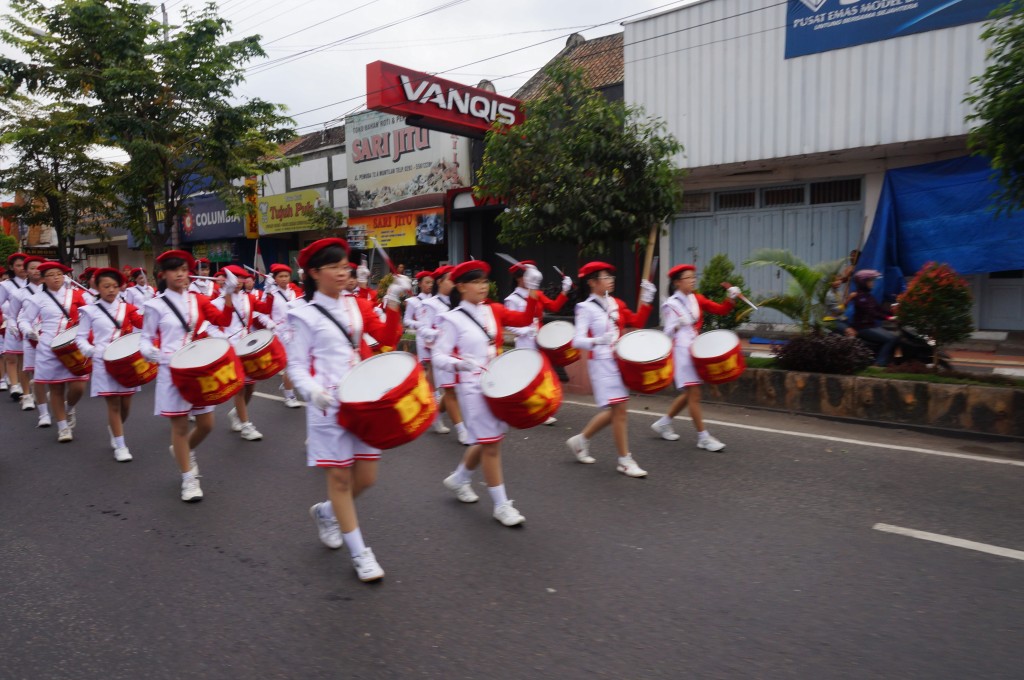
[286,237,408,583]
[13,256,46,413]
[123,268,156,308]
[256,263,303,408]
[75,268,145,461]
[139,250,237,503]
[0,253,30,402]
[565,262,656,478]
[418,265,469,444]
[432,260,540,527]
[503,260,573,425]
[404,270,449,433]
[650,265,739,450]
[188,258,218,297]
[18,262,90,442]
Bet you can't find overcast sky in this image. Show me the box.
[0,0,693,136]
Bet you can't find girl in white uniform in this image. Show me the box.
[123,268,156,309]
[650,264,740,451]
[13,258,45,412]
[404,271,448,432]
[565,261,657,478]
[18,262,90,442]
[285,237,408,583]
[432,260,540,527]
[140,250,237,503]
[257,263,303,408]
[0,253,30,400]
[418,266,469,443]
[75,268,145,462]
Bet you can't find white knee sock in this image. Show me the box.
[37,403,49,418]
[488,484,508,507]
[113,435,126,448]
[455,422,468,437]
[655,415,671,427]
[344,528,366,557]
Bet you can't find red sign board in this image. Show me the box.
[366,61,524,139]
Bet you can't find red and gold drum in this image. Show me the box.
[481,348,562,429]
[170,338,244,406]
[337,351,436,450]
[103,334,157,387]
[52,327,92,376]
[535,320,580,366]
[690,330,745,384]
[233,329,286,381]
[615,329,673,394]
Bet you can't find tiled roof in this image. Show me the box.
[284,124,346,156]
[514,32,624,101]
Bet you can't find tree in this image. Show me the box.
[743,249,844,335]
[475,61,683,256]
[966,0,1024,214]
[0,104,118,264]
[0,0,295,252]
[0,232,18,264]
[895,262,974,369]
[307,203,347,235]
[697,254,752,331]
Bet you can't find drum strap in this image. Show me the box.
[458,307,496,346]
[312,303,357,349]
[94,301,124,340]
[162,296,191,334]
[43,288,71,320]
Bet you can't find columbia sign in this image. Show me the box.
[366,61,524,139]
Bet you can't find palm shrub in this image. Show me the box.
[744,249,845,334]
[896,262,973,369]
[697,253,753,331]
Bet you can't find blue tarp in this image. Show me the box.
[858,156,1024,302]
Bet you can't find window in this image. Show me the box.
[680,193,711,213]
[762,186,805,207]
[810,179,861,204]
[716,190,756,211]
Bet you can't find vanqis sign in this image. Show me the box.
[786,0,1003,59]
[366,61,524,138]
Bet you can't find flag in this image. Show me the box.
[253,238,266,277]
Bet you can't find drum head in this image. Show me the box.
[170,338,230,369]
[234,329,274,357]
[338,352,416,402]
[691,330,740,359]
[103,333,141,361]
[53,327,78,347]
[536,320,574,349]
[616,329,672,362]
[481,349,543,398]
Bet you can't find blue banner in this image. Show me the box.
[785,0,1003,59]
[179,194,245,243]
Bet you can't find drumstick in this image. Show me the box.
[63,276,91,292]
[369,237,398,275]
[189,275,219,281]
[720,282,758,311]
[641,223,658,282]
[553,266,565,277]
[243,264,266,279]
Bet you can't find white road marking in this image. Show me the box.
[558,398,1024,468]
[253,391,292,404]
[873,523,1024,562]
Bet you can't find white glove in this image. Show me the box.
[309,386,338,410]
[592,331,616,346]
[420,327,439,344]
[374,306,386,322]
[262,319,277,331]
[140,343,160,362]
[79,344,94,358]
[726,286,741,300]
[387,274,412,297]
[639,280,657,304]
[356,265,370,285]
[561,275,572,294]
[523,265,543,291]
[455,357,482,372]
[221,269,238,296]
[25,329,39,343]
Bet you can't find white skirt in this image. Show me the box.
[588,356,629,408]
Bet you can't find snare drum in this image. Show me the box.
[336,351,436,450]
[481,349,562,428]
[170,338,244,406]
[104,334,157,388]
[536,320,580,366]
[690,330,745,384]
[52,327,92,376]
[233,329,286,381]
[615,329,673,393]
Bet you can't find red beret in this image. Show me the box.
[508,259,536,275]
[129,268,145,279]
[668,264,696,280]
[223,264,249,279]
[39,261,72,275]
[156,249,197,272]
[432,265,453,279]
[22,255,46,266]
[6,252,27,264]
[195,258,211,266]
[269,264,292,275]
[79,267,97,281]
[578,261,615,278]
[450,260,491,282]
[414,270,433,280]
[348,262,359,271]
[297,237,350,270]
[93,267,125,286]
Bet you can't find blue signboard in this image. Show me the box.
[179,194,245,243]
[785,0,1004,59]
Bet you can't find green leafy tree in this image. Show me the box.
[476,61,683,256]
[0,232,18,264]
[0,0,294,252]
[307,202,347,235]
[966,0,1024,214]
[744,249,844,334]
[895,262,974,369]
[0,104,117,264]
[697,254,752,331]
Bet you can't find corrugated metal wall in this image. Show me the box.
[625,0,990,168]
[671,202,863,324]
